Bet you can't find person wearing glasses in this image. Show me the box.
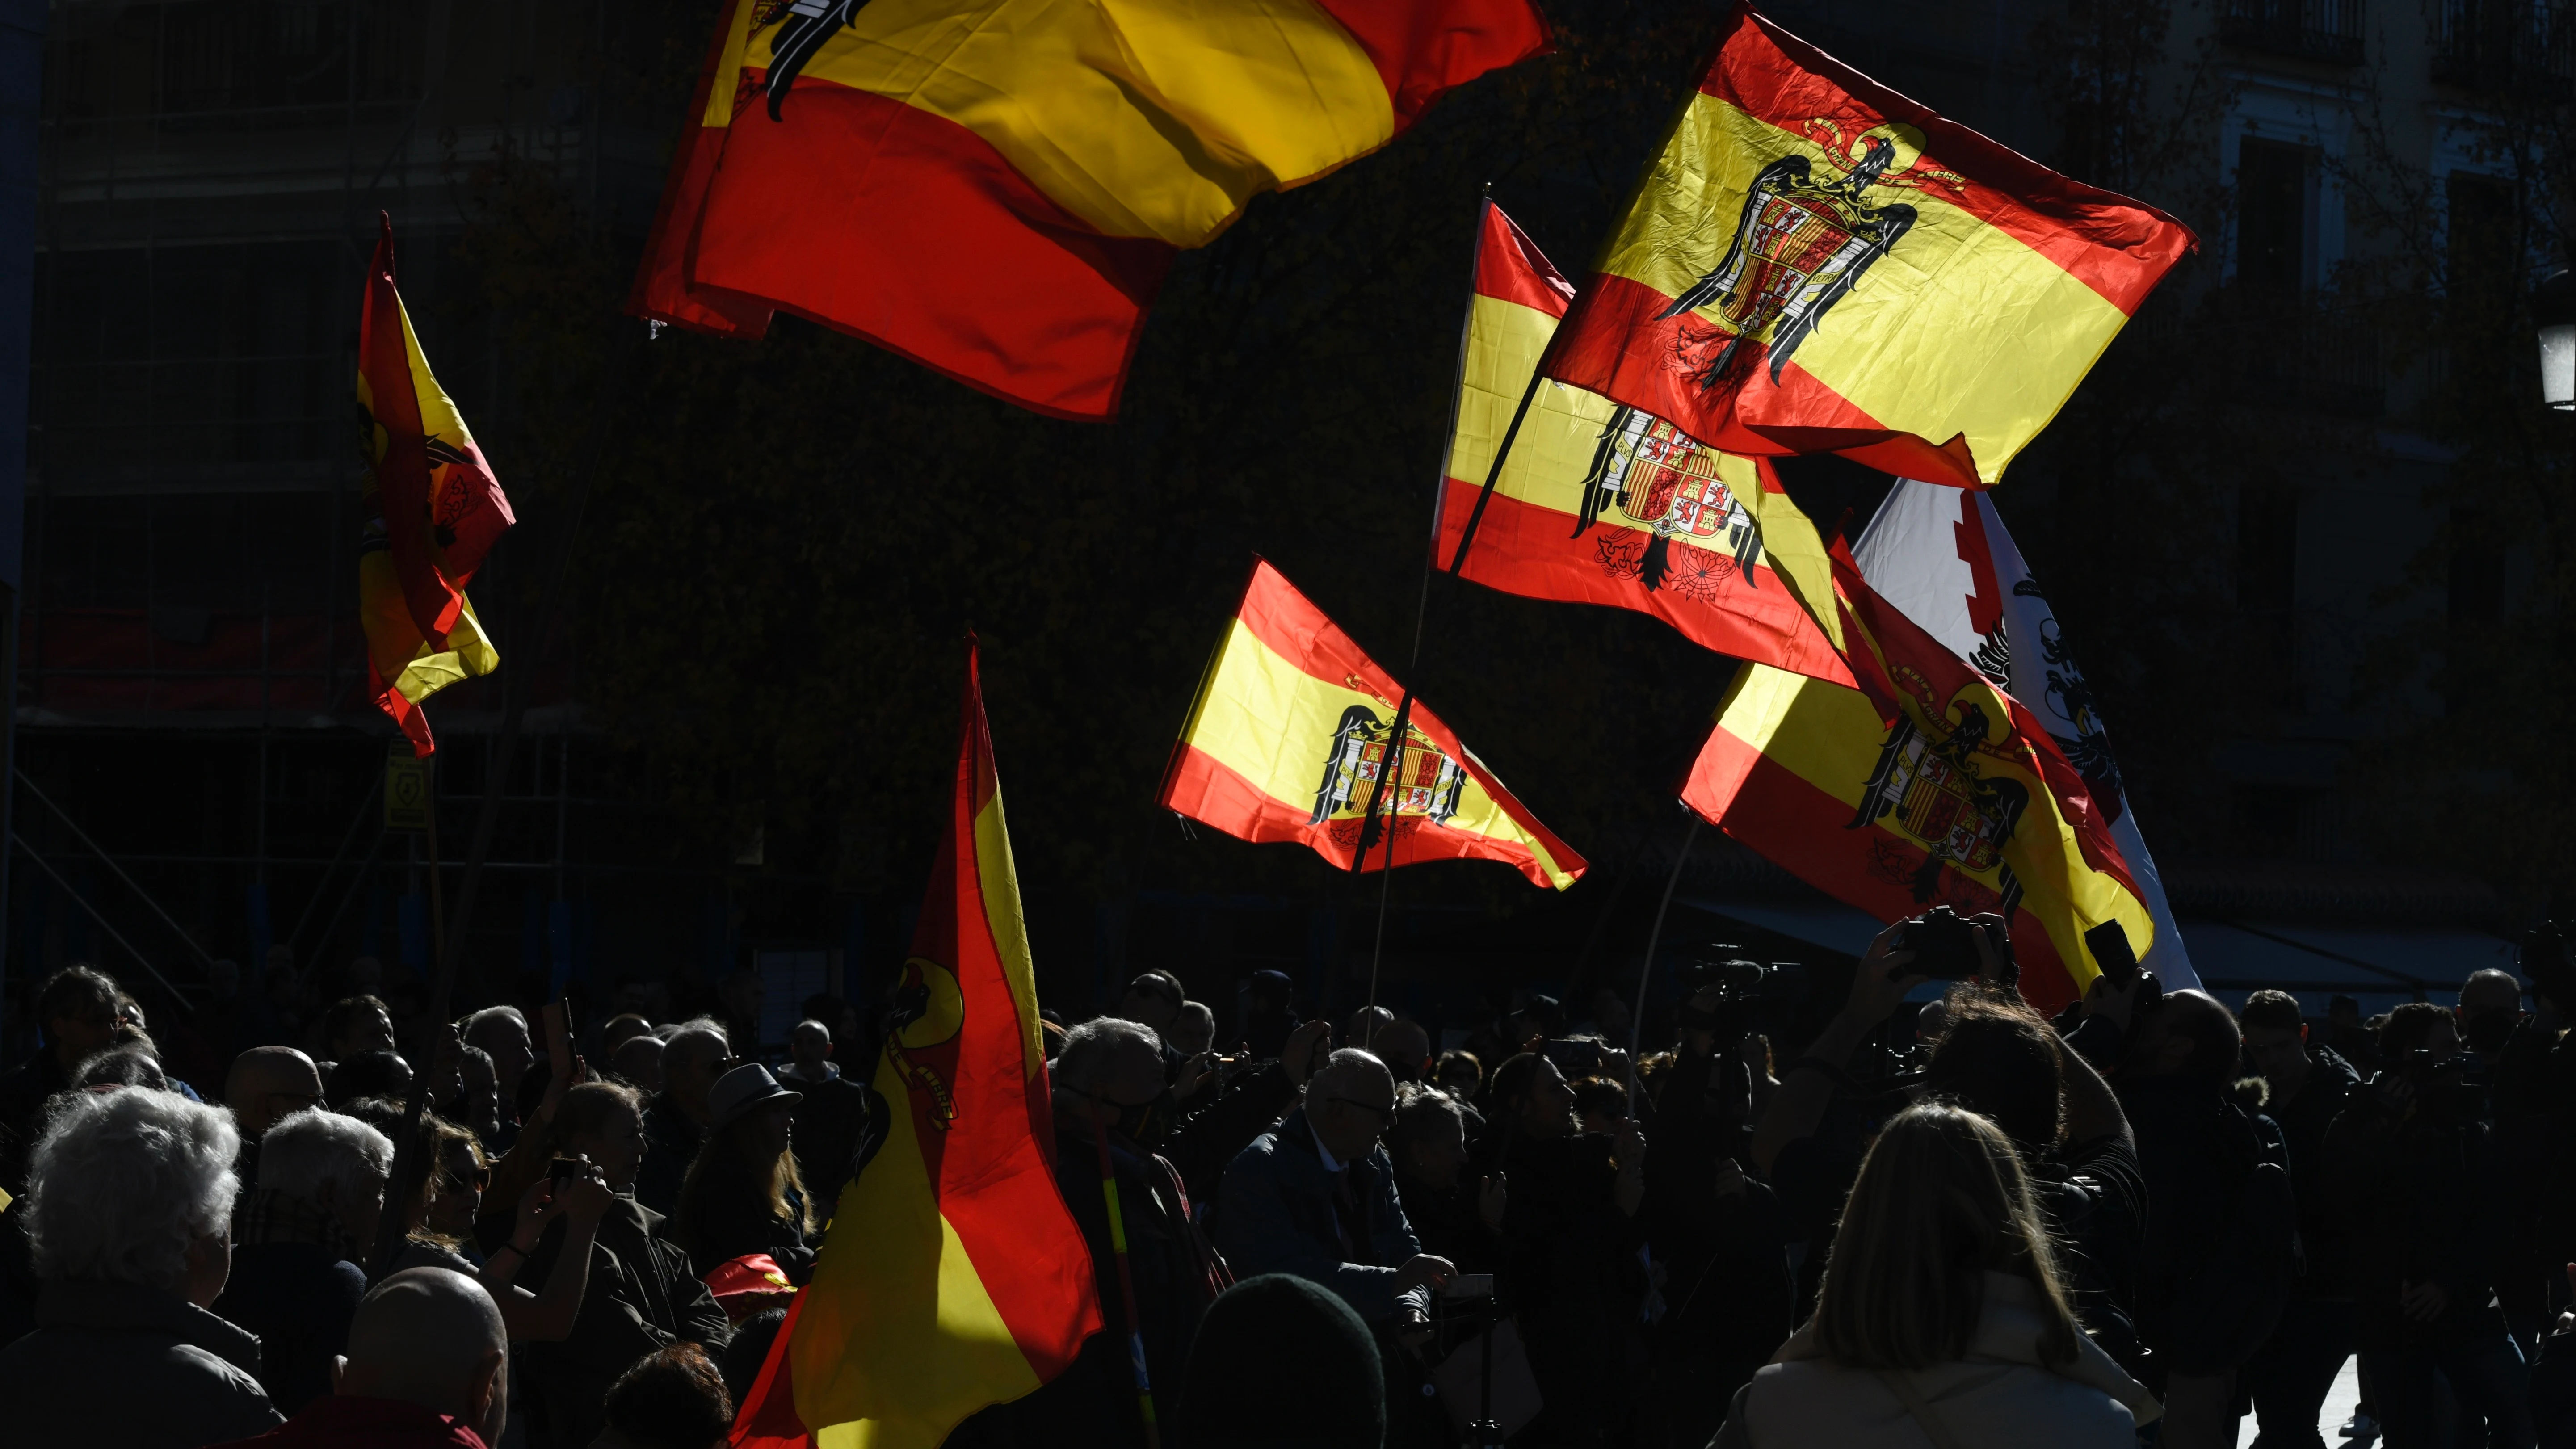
[349,1100,612,1344]
[0,965,135,1190]
[1212,1047,1456,1336]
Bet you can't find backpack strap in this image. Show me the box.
[1875,1370,1978,1449]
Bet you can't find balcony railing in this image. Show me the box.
[2219,0,2368,63]
[2434,0,2575,92]
[2242,314,2386,418]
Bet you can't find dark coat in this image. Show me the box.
[513,1195,730,1449]
[1495,1130,1650,1448]
[2266,1046,2360,1297]
[2121,1071,2295,1376]
[0,1278,284,1448]
[633,1096,705,1219]
[1211,1109,1423,1324]
[2323,1074,2515,1354]
[213,1241,369,1414]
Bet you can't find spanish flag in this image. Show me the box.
[357,215,514,756]
[1541,4,2193,488]
[732,644,1100,1449]
[1438,200,1853,684]
[635,0,1551,420]
[1682,546,2152,1012]
[1159,560,1585,890]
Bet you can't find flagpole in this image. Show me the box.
[1086,1112,1163,1449]
[1362,767,1402,1021]
[1445,370,1543,576]
[1626,814,1702,1081]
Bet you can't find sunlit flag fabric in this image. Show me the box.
[1158,560,1586,890]
[1538,3,2193,488]
[634,0,1551,420]
[1853,479,2199,989]
[1682,544,2154,1012]
[1437,201,1854,685]
[357,214,514,756]
[731,643,1101,1449]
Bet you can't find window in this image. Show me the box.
[2445,172,2517,307]
[2237,486,2303,711]
[2237,141,2313,298]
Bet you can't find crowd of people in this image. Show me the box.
[0,920,2570,1449]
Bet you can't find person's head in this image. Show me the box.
[718,1305,790,1407]
[74,1042,170,1092]
[1180,1274,1384,1448]
[720,967,766,1026]
[661,1022,734,1120]
[384,1111,484,1245]
[1247,970,1294,1014]
[555,1080,649,1191]
[1434,1049,1483,1100]
[1812,1101,2081,1371]
[2238,990,2311,1093]
[1385,1084,1471,1189]
[2380,1001,2463,1082]
[790,1018,834,1071]
[2328,994,2362,1028]
[1345,1006,1395,1050]
[36,965,128,1063]
[613,1032,667,1093]
[324,994,396,1062]
[600,1012,654,1055]
[1054,1016,1168,1146]
[1515,993,1565,1041]
[1169,1001,1217,1057]
[227,1045,326,1139]
[335,1268,509,1448]
[1305,1049,1397,1163]
[261,1109,395,1252]
[1487,1051,1576,1139]
[1571,1075,1629,1134]
[1588,987,1633,1039]
[462,1006,534,1097]
[595,1342,735,1449]
[451,1046,501,1138]
[1117,971,1185,1033]
[1919,991,2064,1156]
[26,1086,240,1308]
[1372,1020,1432,1084]
[328,1049,413,1107]
[2120,989,2241,1082]
[2458,968,2525,1055]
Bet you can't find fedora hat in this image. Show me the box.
[706,1062,802,1131]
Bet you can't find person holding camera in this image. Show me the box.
[2322,1002,2536,1449]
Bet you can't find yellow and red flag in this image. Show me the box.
[1437,201,1852,684]
[1540,4,2193,488]
[733,643,1100,1449]
[1682,544,2152,1012]
[357,214,514,756]
[1159,560,1585,890]
[635,0,1551,420]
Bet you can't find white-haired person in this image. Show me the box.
[0,1086,285,1446]
[211,1108,393,1416]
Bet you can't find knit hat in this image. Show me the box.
[1178,1274,1385,1449]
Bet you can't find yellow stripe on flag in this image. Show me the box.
[756,0,1395,246]
[971,789,1046,1083]
[1602,96,2133,486]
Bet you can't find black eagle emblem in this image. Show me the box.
[763,0,869,121]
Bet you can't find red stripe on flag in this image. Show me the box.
[1474,202,1574,316]
[1434,480,1856,687]
[1705,8,2193,314]
[672,82,1175,421]
[1686,721,2081,1014]
[1231,562,1402,701]
[366,660,436,759]
[1308,0,1552,129]
[725,1292,811,1448]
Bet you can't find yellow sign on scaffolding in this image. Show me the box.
[385,752,429,833]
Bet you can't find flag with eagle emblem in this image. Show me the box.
[1539,3,2193,488]
[634,0,1551,420]
[357,214,513,756]
[1159,560,1585,890]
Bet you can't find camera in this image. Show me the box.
[1675,950,1809,1042]
[1897,907,1997,981]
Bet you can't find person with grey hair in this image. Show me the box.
[212,1109,393,1414]
[0,1086,284,1446]
[75,1041,173,1091]
[637,1019,732,1216]
[1214,1047,1454,1332]
[969,1015,1223,1447]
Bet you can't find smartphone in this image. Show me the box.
[547,1156,583,1185]
[1441,1273,1496,1299]
[2084,921,2140,990]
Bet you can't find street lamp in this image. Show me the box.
[2541,267,2576,409]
